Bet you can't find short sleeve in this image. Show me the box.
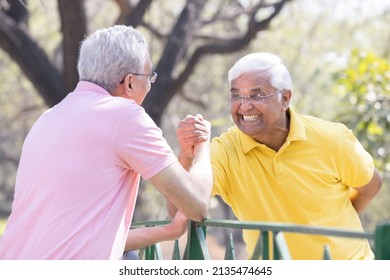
[337,125,375,187]
[113,104,177,180]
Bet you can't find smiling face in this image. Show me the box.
[230,71,291,146]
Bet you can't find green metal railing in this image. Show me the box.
[130,219,390,260]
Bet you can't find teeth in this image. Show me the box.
[243,115,260,121]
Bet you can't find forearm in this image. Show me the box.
[190,142,213,206]
[167,200,177,218]
[350,188,378,215]
[178,151,194,171]
[155,115,212,222]
[350,169,382,214]
[173,144,207,218]
[125,226,179,251]
[171,142,213,221]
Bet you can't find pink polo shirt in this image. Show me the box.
[0,81,177,259]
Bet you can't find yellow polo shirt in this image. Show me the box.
[211,108,374,260]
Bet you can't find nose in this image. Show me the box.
[239,96,252,103]
[239,98,253,110]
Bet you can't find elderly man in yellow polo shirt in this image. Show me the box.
[176,52,382,260]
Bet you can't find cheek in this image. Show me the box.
[230,103,239,116]
[142,84,151,96]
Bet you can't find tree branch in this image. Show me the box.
[0,10,65,106]
[118,0,153,27]
[143,0,207,124]
[174,0,288,93]
[58,0,87,92]
[0,0,28,29]
[114,0,132,24]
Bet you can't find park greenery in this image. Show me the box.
[0,0,389,249]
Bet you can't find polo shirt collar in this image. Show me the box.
[287,107,307,142]
[239,107,307,154]
[75,81,111,96]
[240,130,262,154]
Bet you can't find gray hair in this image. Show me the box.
[77,25,149,93]
[228,52,293,92]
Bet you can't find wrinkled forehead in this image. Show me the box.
[230,71,273,90]
[230,86,265,93]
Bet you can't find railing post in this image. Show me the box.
[273,231,280,260]
[154,243,163,260]
[251,230,271,260]
[262,231,270,260]
[251,231,263,260]
[322,244,332,260]
[172,240,181,260]
[145,245,154,260]
[274,232,292,260]
[183,220,210,260]
[224,232,236,260]
[374,222,390,260]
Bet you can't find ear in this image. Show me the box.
[124,74,134,96]
[282,90,292,110]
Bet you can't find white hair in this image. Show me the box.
[228,52,293,92]
[77,25,149,93]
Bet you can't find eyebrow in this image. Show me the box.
[230,87,264,94]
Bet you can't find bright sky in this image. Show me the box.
[335,0,390,18]
[299,0,390,19]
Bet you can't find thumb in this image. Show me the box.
[196,113,203,120]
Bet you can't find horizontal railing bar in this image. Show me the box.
[197,219,374,239]
[131,220,170,227]
[130,218,373,239]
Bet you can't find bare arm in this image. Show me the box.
[349,168,382,214]
[167,114,212,218]
[125,211,188,251]
[150,115,212,222]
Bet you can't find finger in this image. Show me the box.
[178,128,209,140]
[182,115,198,123]
[178,123,208,135]
[181,114,207,125]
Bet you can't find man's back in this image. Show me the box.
[0,81,176,259]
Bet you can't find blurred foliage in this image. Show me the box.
[0,53,45,216]
[333,49,390,169]
[331,49,390,229]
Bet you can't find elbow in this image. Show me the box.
[186,180,212,222]
[188,201,209,222]
[373,169,383,195]
[191,214,207,223]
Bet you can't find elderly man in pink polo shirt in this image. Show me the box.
[0,25,212,260]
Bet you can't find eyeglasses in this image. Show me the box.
[120,71,158,84]
[229,89,284,104]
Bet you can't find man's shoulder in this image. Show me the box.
[212,125,241,144]
[296,112,347,133]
